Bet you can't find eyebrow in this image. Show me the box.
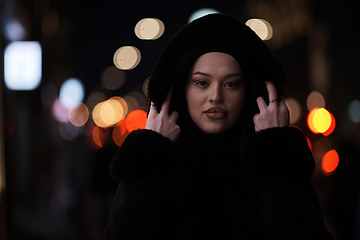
[192,71,243,78]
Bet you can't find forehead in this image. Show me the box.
[191,52,242,73]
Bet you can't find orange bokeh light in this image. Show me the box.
[92,125,110,148]
[307,108,335,135]
[112,119,128,147]
[321,149,339,176]
[125,110,147,133]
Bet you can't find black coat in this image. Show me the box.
[104,124,333,239]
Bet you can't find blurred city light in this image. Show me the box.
[245,18,273,40]
[307,108,335,135]
[125,110,147,132]
[134,18,165,40]
[307,91,325,111]
[322,111,335,136]
[113,46,141,70]
[86,91,108,113]
[92,126,110,148]
[68,102,89,127]
[348,99,360,123]
[59,122,80,141]
[321,149,339,176]
[100,66,126,90]
[4,41,42,90]
[52,97,70,123]
[4,18,27,41]
[112,119,128,147]
[59,78,85,109]
[285,98,302,124]
[188,8,220,23]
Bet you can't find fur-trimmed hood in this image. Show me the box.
[147,14,288,127]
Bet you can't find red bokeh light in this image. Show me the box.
[125,110,147,133]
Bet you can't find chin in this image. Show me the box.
[200,126,229,135]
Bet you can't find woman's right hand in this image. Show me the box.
[145,88,181,142]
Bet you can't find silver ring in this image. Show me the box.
[150,105,156,109]
[269,98,278,103]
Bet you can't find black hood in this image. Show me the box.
[147,13,288,136]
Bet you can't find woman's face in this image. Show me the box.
[185,52,246,134]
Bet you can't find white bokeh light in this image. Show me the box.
[4,41,42,90]
[59,78,85,109]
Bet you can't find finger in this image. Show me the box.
[147,102,157,118]
[265,81,278,103]
[169,111,179,123]
[256,97,267,113]
[161,87,173,113]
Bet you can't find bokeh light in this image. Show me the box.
[245,19,273,40]
[59,78,85,109]
[307,108,334,135]
[125,110,147,133]
[306,91,325,111]
[123,95,140,113]
[348,99,360,123]
[51,97,69,122]
[59,122,79,141]
[84,123,101,151]
[134,18,165,40]
[111,96,128,117]
[112,119,128,147]
[4,41,42,90]
[321,149,339,176]
[322,111,335,136]
[126,91,148,111]
[92,125,110,148]
[100,66,126,90]
[113,46,141,70]
[86,91,108,113]
[285,98,302,124]
[188,8,220,23]
[68,102,89,127]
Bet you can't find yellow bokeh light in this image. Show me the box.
[111,96,128,118]
[68,102,89,127]
[245,18,273,40]
[307,108,332,134]
[135,18,165,40]
[92,102,108,128]
[92,98,126,128]
[285,98,302,124]
[113,46,141,70]
[307,91,325,111]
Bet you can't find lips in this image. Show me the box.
[204,107,227,119]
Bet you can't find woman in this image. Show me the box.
[104,14,333,239]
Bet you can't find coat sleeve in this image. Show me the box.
[240,125,333,240]
[103,129,194,240]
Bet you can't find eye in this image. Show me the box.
[225,82,239,89]
[193,80,208,88]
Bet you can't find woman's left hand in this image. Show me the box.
[253,81,290,132]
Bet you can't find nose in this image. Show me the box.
[209,84,223,103]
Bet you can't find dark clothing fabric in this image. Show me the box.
[104,125,333,239]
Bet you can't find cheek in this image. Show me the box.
[227,92,246,117]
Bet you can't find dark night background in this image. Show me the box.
[0,0,359,239]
